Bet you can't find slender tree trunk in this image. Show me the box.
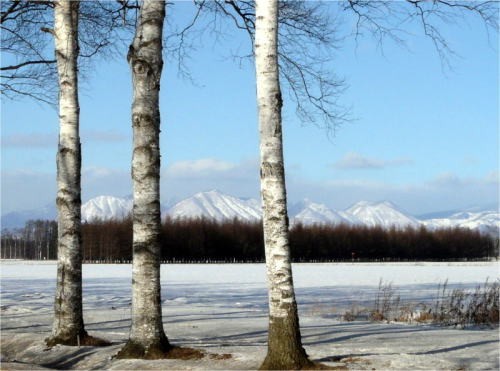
[254,0,312,369]
[46,0,86,346]
[46,0,108,348]
[116,0,170,359]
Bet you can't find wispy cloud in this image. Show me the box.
[430,172,463,187]
[485,171,499,184]
[287,171,498,214]
[81,167,131,201]
[2,163,497,216]
[332,152,413,170]
[430,171,499,188]
[166,158,236,178]
[2,133,57,148]
[81,158,259,205]
[2,130,127,149]
[162,158,259,202]
[82,130,127,142]
[1,170,56,213]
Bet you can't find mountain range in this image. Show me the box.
[2,190,499,235]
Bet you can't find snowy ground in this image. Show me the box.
[1,261,498,370]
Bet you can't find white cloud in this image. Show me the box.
[332,152,413,170]
[166,158,236,178]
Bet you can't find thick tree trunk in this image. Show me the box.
[254,0,312,369]
[46,0,86,347]
[116,0,170,359]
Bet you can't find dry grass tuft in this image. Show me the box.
[433,279,499,327]
[359,278,500,328]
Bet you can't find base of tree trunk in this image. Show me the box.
[260,356,332,370]
[116,339,205,360]
[260,353,315,370]
[45,330,110,347]
[115,335,204,361]
[259,314,315,370]
[115,338,170,360]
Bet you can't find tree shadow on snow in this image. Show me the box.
[163,310,266,323]
[197,329,268,346]
[303,325,435,346]
[314,339,498,364]
[2,323,49,331]
[413,340,498,355]
[41,347,102,370]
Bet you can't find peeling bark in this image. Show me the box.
[254,0,312,369]
[116,0,170,359]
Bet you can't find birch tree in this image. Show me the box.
[116,0,171,359]
[254,0,312,368]
[1,0,136,346]
[204,1,497,369]
[45,0,90,346]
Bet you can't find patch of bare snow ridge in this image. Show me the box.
[0,261,498,370]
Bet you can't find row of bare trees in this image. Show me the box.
[2,0,497,368]
[3,217,496,262]
[1,220,57,260]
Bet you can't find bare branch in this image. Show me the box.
[343,0,498,68]
[164,0,207,81]
[1,1,21,24]
[196,0,348,130]
[0,59,55,71]
[1,0,137,105]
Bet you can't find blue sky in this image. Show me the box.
[1,2,498,216]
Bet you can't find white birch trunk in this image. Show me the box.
[117,0,170,359]
[47,0,86,346]
[255,0,312,368]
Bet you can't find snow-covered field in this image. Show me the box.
[1,261,498,370]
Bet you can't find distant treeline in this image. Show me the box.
[1,220,57,260]
[1,217,498,262]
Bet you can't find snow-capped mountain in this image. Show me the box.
[290,199,359,226]
[81,195,133,222]
[422,211,500,235]
[2,190,498,235]
[346,201,420,229]
[165,190,261,222]
[167,194,420,230]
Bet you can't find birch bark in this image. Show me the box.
[116,0,170,359]
[46,0,86,346]
[255,0,312,369]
